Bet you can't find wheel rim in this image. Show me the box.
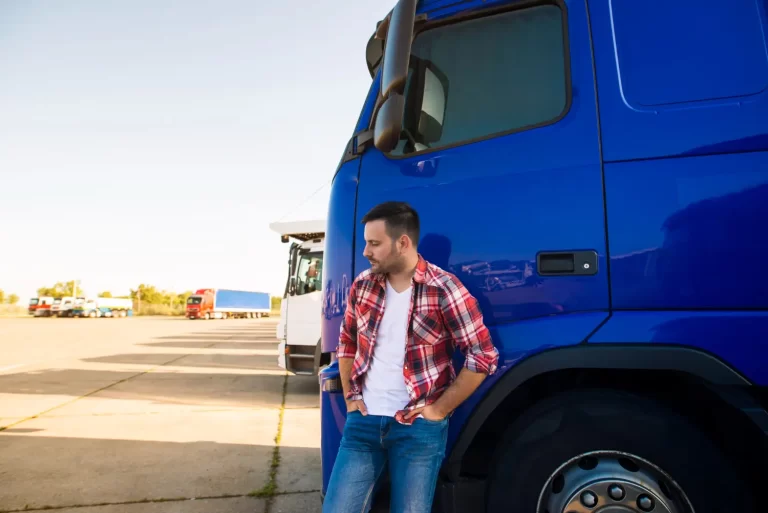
[537,451,694,513]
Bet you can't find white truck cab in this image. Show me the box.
[269,219,328,376]
[50,296,84,317]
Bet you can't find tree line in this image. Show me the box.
[3,281,281,315]
[0,290,20,305]
[31,281,193,307]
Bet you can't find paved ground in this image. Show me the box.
[0,316,322,513]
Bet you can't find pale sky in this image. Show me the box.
[0,0,390,301]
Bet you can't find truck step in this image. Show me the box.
[289,354,315,360]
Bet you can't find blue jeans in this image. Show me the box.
[323,411,449,513]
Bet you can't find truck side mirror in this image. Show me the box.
[374,94,406,153]
[289,277,297,296]
[398,58,448,152]
[373,0,418,153]
[414,63,447,144]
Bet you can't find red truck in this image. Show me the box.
[28,297,55,317]
[186,288,271,320]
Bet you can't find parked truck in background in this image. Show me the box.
[270,219,328,376]
[319,1,768,511]
[186,288,270,319]
[71,297,133,318]
[29,297,54,316]
[50,296,85,317]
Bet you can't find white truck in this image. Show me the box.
[50,296,85,317]
[269,219,328,376]
[71,297,133,318]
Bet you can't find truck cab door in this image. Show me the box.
[356,1,609,344]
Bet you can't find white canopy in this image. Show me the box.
[269,219,326,242]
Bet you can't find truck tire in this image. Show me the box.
[485,388,756,513]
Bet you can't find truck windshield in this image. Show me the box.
[29,299,39,305]
[391,4,566,156]
[187,297,203,305]
[295,253,323,296]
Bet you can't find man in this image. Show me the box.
[323,201,499,513]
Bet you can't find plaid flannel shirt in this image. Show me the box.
[337,255,499,425]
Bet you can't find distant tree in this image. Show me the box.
[99,291,113,298]
[37,281,78,297]
[0,289,5,304]
[8,294,19,305]
[130,284,192,312]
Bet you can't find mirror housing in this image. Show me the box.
[373,0,418,153]
[365,14,390,78]
[374,94,406,153]
[365,35,384,79]
[289,277,297,296]
[380,0,418,98]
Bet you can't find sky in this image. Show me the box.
[0,0,391,302]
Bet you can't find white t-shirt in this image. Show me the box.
[362,280,412,417]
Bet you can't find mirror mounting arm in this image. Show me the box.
[339,128,374,166]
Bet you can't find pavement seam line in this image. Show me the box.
[248,372,288,511]
[0,493,249,512]
[0,490,322,513]
[0,341,220,432]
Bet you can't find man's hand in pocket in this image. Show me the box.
[346,399,368,415]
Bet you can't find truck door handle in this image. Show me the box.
[537,251,598,276]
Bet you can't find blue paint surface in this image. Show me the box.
[319,0,768,498]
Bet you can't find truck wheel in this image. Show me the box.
[485,388,755,513]
[204,313,210,320]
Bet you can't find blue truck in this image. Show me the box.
[319,0,768,511]
[186,288,271,319]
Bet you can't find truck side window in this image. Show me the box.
[295,254,323,296]
[391,4,568,156]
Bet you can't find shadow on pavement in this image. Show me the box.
[138,341,278,350]
[0,368,286,409]
[82,352,279,371]
[286,375,320,409]
[0,434,320,512]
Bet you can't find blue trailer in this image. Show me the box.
[319,0,768,512]
[186,288,270,319]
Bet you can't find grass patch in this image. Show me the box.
[249,373,288,502]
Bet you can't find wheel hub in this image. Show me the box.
[537,451,693,513]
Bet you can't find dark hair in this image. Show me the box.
[362,201,420,245]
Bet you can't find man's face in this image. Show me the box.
[363,220,403,274]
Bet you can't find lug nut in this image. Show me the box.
[608,484,625,500]
[637,494,654,511]
[580,491,598,508]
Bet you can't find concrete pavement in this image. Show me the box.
[0,317,322,513]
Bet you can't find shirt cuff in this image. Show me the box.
[345,391,363,401]
[464,353,498,375]
[336,344,357,359]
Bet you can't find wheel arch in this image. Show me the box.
[444,343,764,481]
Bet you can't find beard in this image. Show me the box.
[368,253,405,275]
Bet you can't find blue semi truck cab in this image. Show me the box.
[319,1,768,511]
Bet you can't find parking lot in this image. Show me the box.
[0,316,321,513]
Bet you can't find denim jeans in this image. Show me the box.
[322,411,449,513]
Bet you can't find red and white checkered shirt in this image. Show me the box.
[337,255,499,425]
